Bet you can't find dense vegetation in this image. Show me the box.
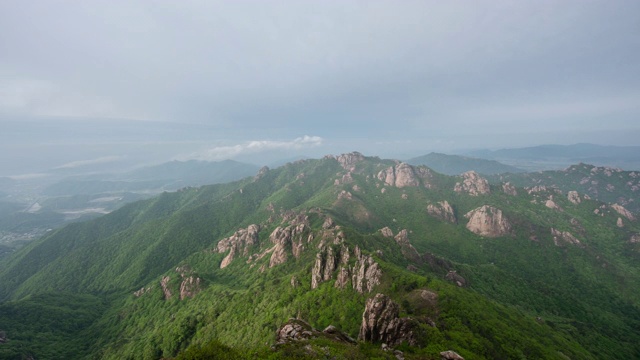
[0,154,638,359]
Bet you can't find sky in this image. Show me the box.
[1,0,640,175]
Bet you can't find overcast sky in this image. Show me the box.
[1,0,639,174]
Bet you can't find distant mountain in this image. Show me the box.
[43,159,259,196]
[1,152,638,359]
[407,152,525,175]
[468,143,640,171]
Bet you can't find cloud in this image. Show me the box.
[185,136,323,161]
[54,156,125,169]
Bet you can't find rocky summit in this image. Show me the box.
[0,152,638,360]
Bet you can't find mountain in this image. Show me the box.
[406,153,524,175]
[468,143,640,171]
[0,153,638,359]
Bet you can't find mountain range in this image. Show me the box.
[0,153,638,359]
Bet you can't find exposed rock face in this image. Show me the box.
[179,276,201,300]
[502,182,517,196]
[160,276,172,300]
[394,229,420,262]
[567,191,581,204]
[631,234,640,243]
[445,270,466,287]
[269,224,308,267]
[255,166,269,180]
[337,152,365,171]
[551,228,581,246]
[352,246,382,293]
[611,204,636,221]
[322,217,335,229]
[358,293,419,346]
[464,205,511,237]
[335,266,350,289]
[454,171,490,196]
[312,246,340,289]
[617,217,624,228]
[380,227,394,238]
[377,163,434,189]
[217,224,260,268]
[440,350,465,360]
[427,201,457,223]
[337,190,353,200]
[274,319,356,346]
[545,199,562,211]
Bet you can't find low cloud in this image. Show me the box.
[186,136,323,161]
[54,156,125,169]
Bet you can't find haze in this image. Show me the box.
[1,0,640,177]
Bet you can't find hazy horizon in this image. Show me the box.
[2,1,639,176]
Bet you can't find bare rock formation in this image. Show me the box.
[630,234,640,243]
[502,182,518,196]
[394,229,420,262]
[269,224,307,267]
[427,201,457,223]
[567,191,581,204]
[217,224,260,268]
[337,152,365,171]
[255,166,269,180]
[441,350,465,360]
[445,270,466,287]
[454,171,490,196]
[551,228,581,246]
[464,205,511,237]
[617,217,624,228]
[358,293,420,346]
[611,204,636,221]
[274,319,356,346]
[380,226,394,238]
[179,276,201,300]
[377,163,435,189]
[352,246,382,293]
[160,276,172,300]
[545,199,562,211]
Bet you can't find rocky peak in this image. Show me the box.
[377,163,428,188]
[464,205,511,237]
[255,166,270,180]
[358,293,420,346]
[454,171,490,196]
[352,247,382,293]
[611,204,636,221]
[427,201,457,223]
[337,152,365,171]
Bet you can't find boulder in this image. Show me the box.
[440,350,465,360]
[464,205,511,237]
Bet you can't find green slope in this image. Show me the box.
[407,152,524,175]
[0,153,639,359]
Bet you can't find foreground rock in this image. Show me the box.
[359,293,420,346]
[274,319,355,346]
[464,205,511,237]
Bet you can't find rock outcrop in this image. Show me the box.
[179,275,201,300]
[380,227,394,238]
[545,199,562,211]
[551,228,581,246]
[440,350,465,360]
[502,182,517,196]
[617,217,624,228]
[454,171,490,196]
[567,191,581,204]
[394,229,420,262]
[377,163,434,189]
[611,204,636,221]
[427,201,457,223]
[336,152,365,171]
[630,234,640,243]
[352,246,382,294]
[464,205,511,237]
[160,276,172,300]
[274,319,356,346]
[445,270,466,287]
[216,224,260,268]
[358,293,420,346]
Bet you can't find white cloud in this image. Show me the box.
[54,156,125,169]
[185,136,323,161]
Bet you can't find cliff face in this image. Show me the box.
[464,205,511,237]
[377,163,434,189]
[454,171,490,196]
[551,228,581,246]
[216,224,260,269]
[358,293,420,346]
[427,201,457,223]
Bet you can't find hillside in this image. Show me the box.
[0,153,639,359]
[406,153,524,175]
